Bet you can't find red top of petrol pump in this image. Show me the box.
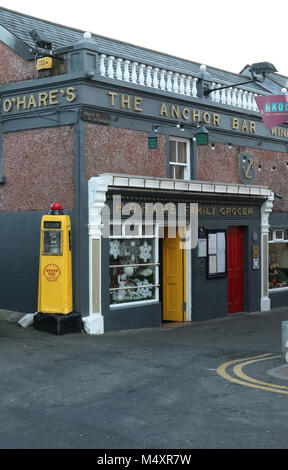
[49,201,64,215]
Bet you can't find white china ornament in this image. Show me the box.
[139,241,152,262]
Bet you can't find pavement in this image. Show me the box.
[1,307,288,382]
[2,306,288,449]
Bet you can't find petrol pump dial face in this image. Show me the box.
[43,230,62,255]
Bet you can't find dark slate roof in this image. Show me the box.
[0,6,286,96]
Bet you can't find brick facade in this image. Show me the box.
[1,126,74,211]
[198,143,288,212]
[0,41,35,85]
[85,124,167,180]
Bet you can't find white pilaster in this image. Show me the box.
[86,176,109,334]
[260,191,274,311]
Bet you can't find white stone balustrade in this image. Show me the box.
[208,83,259,110]
[99,54,198,98]
[98,54,262,111]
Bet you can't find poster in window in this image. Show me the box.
[216,232,226,273]
[198,238,207,257]
[208,233,217,254]
[209,255,217,274]
[207,230,227,278]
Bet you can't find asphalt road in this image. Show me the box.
[1,308,288,450]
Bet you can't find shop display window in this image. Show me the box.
[109,228,159,305]
[269,229,288,289]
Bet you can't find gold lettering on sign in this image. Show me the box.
[17,95,27,110]
[2,87,77,113]
[219,207,253,216]
[241,120,248,132]
[108,92,143,112]
[38,92,48,107]
[160,103,168,117]
[213,114,220,126]
[121,94,131,110]
[134,97,143,112]
[49,90,59,105]
[3,99,12,112]
[182,108,190,120]
[270,127,288,139]
[27,94,37,109]
[108,91,117,107]
[232,117,255,133]
[66,87,76,102]
[192,109,201,122]
[202,112,210,124]
[171,105,179,119]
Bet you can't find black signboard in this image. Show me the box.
[81,108,111,125]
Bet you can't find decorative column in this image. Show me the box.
[83,176,109,334]
[261,191,274,311]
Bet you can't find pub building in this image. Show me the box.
[0,7,287,333]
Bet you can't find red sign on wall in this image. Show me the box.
[254,94,288,128]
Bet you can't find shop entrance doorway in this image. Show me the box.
[162,228,186,322]
[227,226,244,313]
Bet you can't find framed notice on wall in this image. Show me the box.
[207,230,227,279]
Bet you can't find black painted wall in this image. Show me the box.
[0,210,74,313]
[192,217,262,322]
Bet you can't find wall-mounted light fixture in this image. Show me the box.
[148,131,157,149]
[29,29,65,72]
[176,122,185,131]
[258,164,262,172]
[195,122,209,146]
[271,166,276,172]
[204,62,277,97]
[29,29,52,51]
[85,71,95,79]
[228,143,232,149]
[211,143,215,151]
[148,125,160,149]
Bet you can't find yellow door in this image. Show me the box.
[163,228,186,321]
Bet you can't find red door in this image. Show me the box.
[227,226,244,314]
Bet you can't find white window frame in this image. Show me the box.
[272,229,285,241]
[269,228,288,292]
[169,137,190,181]
[109,224,160,308]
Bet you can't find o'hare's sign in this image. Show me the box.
[255,94,288,129]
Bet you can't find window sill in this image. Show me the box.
[269,287,288,293]
[110,299,159,309]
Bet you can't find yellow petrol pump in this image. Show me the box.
[34,202,82,335]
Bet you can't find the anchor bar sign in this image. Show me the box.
[255,94,288,129]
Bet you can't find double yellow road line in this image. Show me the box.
[217,353,288,394]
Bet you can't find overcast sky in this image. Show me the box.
[1,0,288,78]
